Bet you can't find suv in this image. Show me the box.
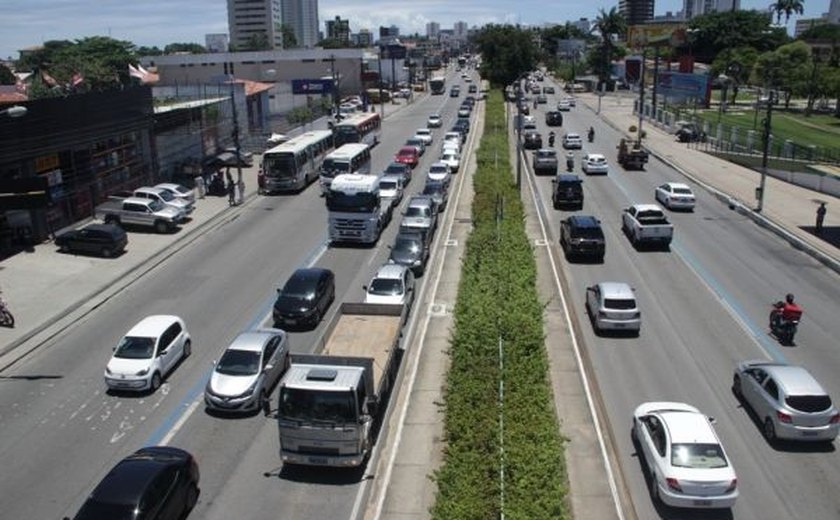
[560,215,605,262]
[523,131,542,150]
[545,111,563,127]
[585,282,641,335]
[55,223,127,258]
[552,174,584,209]
[532,149,558,176]
[401,195,438,237]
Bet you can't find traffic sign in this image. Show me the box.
[291,79,333,95]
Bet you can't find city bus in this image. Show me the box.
[260,130,334,193]
[333,112,382,148]
[319,143,372,194]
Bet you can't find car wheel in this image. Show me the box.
[183,339,192,359]
[59,243,70,253]
[185,482,199,511]
[763,417,777,442]
[733,374,742,399]
[150,372,162,392]
[101,247,113,258]
[155,220,169,234]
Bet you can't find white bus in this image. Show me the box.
[333,112,382,148]
[260,130,334,193]
[319,143,372,194]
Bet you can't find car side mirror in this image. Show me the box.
[264,364,274,372]
[360,414,372,424]
[586,287,594,292]
[276,288,281,293]
[708,416,717,424]
[362,285,368,291]
[158,350,167,357]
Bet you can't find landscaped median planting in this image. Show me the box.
[431,89,568,519]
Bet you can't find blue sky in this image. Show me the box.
[2,0,832,59]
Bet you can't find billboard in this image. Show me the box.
[627,23,687,49]
[291,79,333,95]
[657,71,711,104]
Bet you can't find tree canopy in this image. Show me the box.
[687,10,789,63]
[771,0,805,25]
[473,24,538,86]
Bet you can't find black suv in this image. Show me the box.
[468,84,478,93]
[523,131,542,150]
[560,215,605,262]
[545,111,563,127]
[551,174,584,210]
[55,223,127,258]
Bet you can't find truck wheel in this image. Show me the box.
[155,220,169,234]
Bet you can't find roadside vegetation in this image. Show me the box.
[431,90,568,520]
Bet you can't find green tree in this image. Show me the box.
[591,7,627,85]
[0,64,15,85]
[687,10,788,63]
[799,23,840,43]
[136,46,163,56]
[318,37,350,49]
[753,41,812,108]
[772,0,805,25]
[710,47,759,104]
[473,24,538,86]
[239,33,271,51]
[281,24,298,49]
[163,43,206,54]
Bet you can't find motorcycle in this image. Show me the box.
[0,291,14,328]
[587,128,595,143]
[769,302,799,345]
[548,133,556,147]
[566,156,574,173]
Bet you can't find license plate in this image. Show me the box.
[693,499,712,507]
[802,431,818,437]
[308,457,328,465]
[285,318,297,325]
[613,323,625,328]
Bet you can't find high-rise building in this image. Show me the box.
[453,21,468,40]
[326,16,350,44]
[683,0,740,19]
[378,25,400,44]
[619,0,655,25]
[829,0,840,23]
[227,0,283,50]
[572,18,591,34]
[355,29,373,47]
[426,22,440,39]
[281,0,319,48]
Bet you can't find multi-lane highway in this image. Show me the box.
[0,67,478,520]
[523,79,840,519]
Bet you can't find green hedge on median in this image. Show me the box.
[431,90,568,520]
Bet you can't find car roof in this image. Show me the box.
[380,174,403,183]
[398,146,417,153]
[664,182,691,190]
[374,263,408,279]
[155,183,187,192]
[660,410,718,444]
[92,447,190,504]
[395,231,424,241]
[762,364,827,396]
[565,133,581,138]
[286,267,329,284]
[633,203,664,213]
[586,153,606,160]
[597,282,635,299]
[408,195,434,207]
[556,173,581,182]
[568,215,601,227]
[126,315,181,337]
[81,223,124,234]
[227,330,278,353]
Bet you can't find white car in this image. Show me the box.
[442,140,461,155]
[104,315,192,392]
[585,282,640,335]
[427,162,452,186]
[457,107,471,118]
[562,133,583,149]
[581,153,609,175]
[378,174,405,208]
[557,101,571,112]
[414,128,433,145]
[204,329,289,413]
[155,183,195,205]
[563,96,576,107]
[655,182,696,210]
[440,150,461,173]
[444,131,463,145]
[364,263,416,308]
[427,114,442,128]
[632,402,738,509]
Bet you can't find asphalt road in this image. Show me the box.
[0,67,475,520]
[524,80,840,519]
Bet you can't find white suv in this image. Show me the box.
[585,282,640,335]
[105,315,192,392]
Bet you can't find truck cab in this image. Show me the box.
[326,174,390,244]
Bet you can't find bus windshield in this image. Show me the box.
[264,154,298,179]
[326,191,379,213]
[321,158,352,178]
[334,126,360,146]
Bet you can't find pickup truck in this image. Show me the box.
[96,197,185,233]
[621,204,673,248]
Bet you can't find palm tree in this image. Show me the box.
[591,7,627,83]
[772,0,805,25]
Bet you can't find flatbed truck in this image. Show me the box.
[275,302,405,467]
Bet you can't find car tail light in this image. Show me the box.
[777,411,792,423]
[830,413,840,424]
[725,478,738,493]
[666,478,682,492]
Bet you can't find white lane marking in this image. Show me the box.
[160,398,202,446]
[361,81,479,520]
[522,125,626,519]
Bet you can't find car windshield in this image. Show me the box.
[321,158,352,177]
[280,277,315,300]
[405,206,430,218]
[157,190,175,202]
[326,192,378,213]
[673,187,693,195]
[279,387,356,423]
[406,139,423,147]
[671,443,728,469]
[369,278,404,296]
[430,166,447,175]
[114,336,155,359]
[588,157,606,164]
[379,180,398,191]
[603,298,636,310]
[264,153,298,179]
[423,184,444,196]
[148,199,165,212]
[394,237,422,253]
[385,164,406,175]
[538,150,556,158]
[216,349,260,376]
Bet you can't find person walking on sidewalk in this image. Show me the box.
[236,178,245,205]
[227,179,236,206]
[815,202,827,235]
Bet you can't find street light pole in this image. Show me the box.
[229,79,243,184]
[637,49,646,147]
[757,91,775,213]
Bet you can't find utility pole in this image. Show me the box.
[637,49,646,147]
[651,46,660,113]
[377,52,384,118]
[757,91,775,213]
[229,79,243,183]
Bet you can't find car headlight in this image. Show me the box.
[234,381,259,399]
[136,368,149,376]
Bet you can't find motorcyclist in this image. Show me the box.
[548,131,556,147]
[771,293,803,329]
[565,152,574,172]
[533,98,538,110]
[588,126,595,142]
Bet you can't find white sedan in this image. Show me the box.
[632,402,739,509]
[440,150,461,173]
[581,153,609,174]
[427,114,442,128]
[655,182,696,210]
[414,128,433,146]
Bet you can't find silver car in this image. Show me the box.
[733,361,839,443]
[363,263,416,309]
[204,329,289,413]
[585,282,641,335]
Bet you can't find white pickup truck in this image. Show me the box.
[96,197,185,233]
[621,204,673,248]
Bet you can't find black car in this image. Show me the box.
[422,180,448,212]
[560,215,605,262]
[389,231,430,275]
[543,86,555,94]
[55,223,128,258]
[523,131,543,150]
[468,84,478,93]
[545,111,563,127]
[449,86,460,97]
[383,161,412,184]
[273,268,335,329]
[464,96,476,106]
[456,117,471,133]
[68,446,199,520]
[517,102,530,115]
[552,174,584,209]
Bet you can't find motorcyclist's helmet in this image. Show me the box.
[785,293,795,304]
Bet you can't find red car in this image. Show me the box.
[395,146,420,168]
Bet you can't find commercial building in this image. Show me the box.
[453,21,469,41]
[227,0,283,50]
[326,16,350,45]
[354,29,373,47]
[683,0,740,19]
[619,0,655,25]
[281,0,319,48]
[426,22,440,39]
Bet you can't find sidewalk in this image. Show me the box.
[578,91,840,273]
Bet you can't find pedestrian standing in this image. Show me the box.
[227,179,236,206]
[236,178,245,205]
[816,202,827,235]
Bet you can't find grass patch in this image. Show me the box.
[431,89,568,520]
[690,109,840,150]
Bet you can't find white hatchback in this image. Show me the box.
[655,182,696,210]
[440,150,461,173]
[364,263,416,309]
[155,183,195,205]
[632,402,738,509]
[104,315,191,392]
[427,162,452,186]
[585,282,640,335]
[582,153,609,175]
